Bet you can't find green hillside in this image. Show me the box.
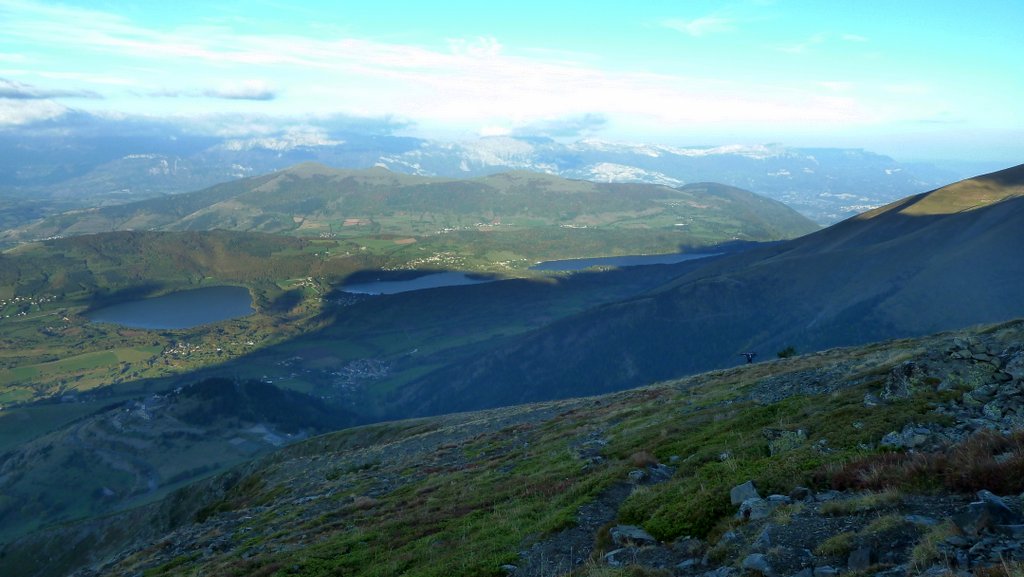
[2,164,820,261]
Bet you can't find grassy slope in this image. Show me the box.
[5,318,1021,577]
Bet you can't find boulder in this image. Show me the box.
[738,497,772,521]
[952,490,1022,536]
[1005,352,1024,380]
[881,361,929,400]
[730,480,760,505]
[847,546,872,571]
[741,553,774,576]
[610,525,657,547]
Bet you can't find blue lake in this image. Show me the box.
[341,253,717,295]
[340,272,494,295]
[530,252,715,271]
[87,286,254,329]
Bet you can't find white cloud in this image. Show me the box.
[0,98,68,125]
[203,80,277,101]
[662,16,736,37]
[479,125,511,137]
[0,2,888,136]
[446,36,503,58]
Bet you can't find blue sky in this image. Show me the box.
[1,0,1021,162]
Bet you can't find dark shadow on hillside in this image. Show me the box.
[83,282,166,311]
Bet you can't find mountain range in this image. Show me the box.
[0,128,974,230]
[1,163,818,256]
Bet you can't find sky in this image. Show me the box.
[0,0,1022,163]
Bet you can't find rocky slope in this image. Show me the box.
[3,319,1023,577]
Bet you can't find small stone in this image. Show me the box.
[676,559,699,570]
[813,565,839,577]
[731,480,760,505]
[628,469,647,484]
[500,564,518,574]
[792,569,813,577]
[604,548,626,567]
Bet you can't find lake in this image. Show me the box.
[87,286,254,329]
[340,272,495,295]
[530,252,715,271]
[340,253,717,295]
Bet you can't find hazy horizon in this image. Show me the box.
[1,0,1022,164]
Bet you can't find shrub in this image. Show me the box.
[777,346,797,359]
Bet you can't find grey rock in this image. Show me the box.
[905,514,939,526]
[719,530,741,544]
[676,559,699,570]
[604,548,626,567]
[767,494,793,505]
[500,564,518,574]
[881,361,928,400]
[982,401,1003,420]
[753,525,773,551]
[847,546,872,571]
[742,553,774,576]
[738,497,772,521]
[628,469,647,483]
[789,486,813,501]
[731,480,761,505]
[647,463,675,481]
[995,524,1024,539]
[672,537,704,557]
[702,568,735,577]
[610,525,657,547]
[1005,352,1024,380]
[953,493,1021,536]
[792,569,813,577]
[812,566,839,577]
[944,535,970,547]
